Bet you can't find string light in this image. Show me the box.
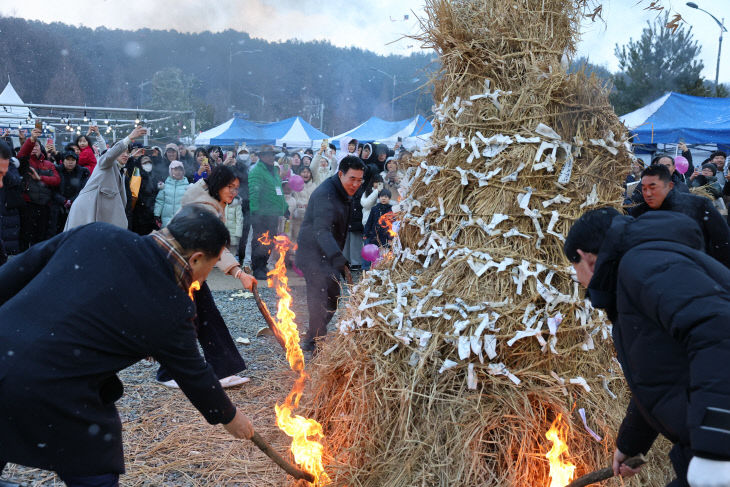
[83,109,88,122]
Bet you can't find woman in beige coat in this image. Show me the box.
[156,165,256,389]
[64,126,146,231]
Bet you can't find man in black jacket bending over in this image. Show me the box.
[565,208,730,487]
[0,206,255,487]
[296,155,365,352]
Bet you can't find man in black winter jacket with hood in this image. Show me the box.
[565,208,730,487]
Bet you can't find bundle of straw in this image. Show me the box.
[306,1,673,485]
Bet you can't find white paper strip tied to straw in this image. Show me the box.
[535,122,561,140]
[579,408,603,442]
[487,362,521,385]
[543,194,571,208]
[469,79,512,111]
[580,184,599,208]
[589,137,619,156]
[546,211,565,242]
[467,363,478,390]
[500,162,526,183]
[569,376,591,393]
[438,359,458,374]
[598,374,618,400]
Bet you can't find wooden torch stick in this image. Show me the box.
[565,454,647,487]
[342,266,353,286]
[244,266,287,351]
[250,431,316,483]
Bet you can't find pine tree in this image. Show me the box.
[610,12,711,115]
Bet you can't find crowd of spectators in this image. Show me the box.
[0,130,407,270]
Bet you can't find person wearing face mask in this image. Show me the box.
[65,126,147,230]
[155,161,190,229]
[128,155,162,235]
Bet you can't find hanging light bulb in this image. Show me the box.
[66,125,71,131]
[135,113,140,125]
[83,109,88,122]
[104,118,109,124]
[182,124,187,129]
[155,128,159,133]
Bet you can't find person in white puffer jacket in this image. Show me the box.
[360,174,384,226]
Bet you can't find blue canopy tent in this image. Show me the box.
[327,115,433,148]
[620,92,730,145]
[194,116,329,147]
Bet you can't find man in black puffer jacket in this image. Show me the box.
[565,209,730,487]
[296,156,365,352]
[628,164,730,268]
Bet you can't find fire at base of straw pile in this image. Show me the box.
[302,1,673,485]
[258,233,330,485]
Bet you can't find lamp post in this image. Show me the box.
[228,45,262,108]
[687,2,728,96]
[241,90,265,110]
[370,67,396,119]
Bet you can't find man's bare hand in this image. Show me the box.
[223,408,254,440]
[30,128,42,143]
[129,126,147,141]
[612,449,643,478]
[237,270,257,291]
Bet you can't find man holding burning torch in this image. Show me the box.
[0,206,254,487]
[296,155,365,353]
[564,208,730,487]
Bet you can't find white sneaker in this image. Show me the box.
[219,375,251,388]
[160,379,180,388]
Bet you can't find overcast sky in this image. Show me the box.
[2,0,729,82]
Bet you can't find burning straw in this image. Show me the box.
[304,1,673,485]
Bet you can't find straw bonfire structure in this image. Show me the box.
[306,0,673,485]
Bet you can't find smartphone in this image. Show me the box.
[35,120,43,130]
[397,136,402,142]
[46,137,54,146]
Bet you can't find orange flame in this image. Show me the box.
[261,233,330,485]
[188,280,200,300]
[545,414,576,487]
[377,212,398,238]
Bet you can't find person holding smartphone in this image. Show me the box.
[193,148,211,182]
[360,174,384,228]
[65,126,147,231]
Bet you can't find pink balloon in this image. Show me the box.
[288,174,304,192]
[674,155,689,174]
[361,244,380,263]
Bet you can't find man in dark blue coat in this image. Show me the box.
[565,209,730,487]
[296,155,365,352]
[0,206,255,487]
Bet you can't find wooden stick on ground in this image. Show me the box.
[565,455,647,487]
[250,431,316,483]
